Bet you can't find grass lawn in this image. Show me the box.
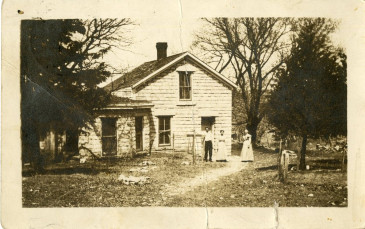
[22,152,226,207]
[164,145,348,207]
[22,145,347,207]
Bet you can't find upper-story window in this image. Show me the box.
[178,71,192,100]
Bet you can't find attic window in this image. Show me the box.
[178,71,192,100]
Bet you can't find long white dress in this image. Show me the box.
[240,134,254,162]
[216,135,227,161]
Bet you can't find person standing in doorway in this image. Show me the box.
[203,127,213,162]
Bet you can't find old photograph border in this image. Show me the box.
[2,0,365,228]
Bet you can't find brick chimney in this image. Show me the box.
[156,42,168,60]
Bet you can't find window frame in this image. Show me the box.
[178,71,193,101]
[158,116,172,146]
[101,117,118,156]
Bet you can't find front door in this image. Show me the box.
[135,116,143,151]
[101,118,117,156]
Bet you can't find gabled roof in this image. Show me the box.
[104,52,186,92]
[104,52,237,92]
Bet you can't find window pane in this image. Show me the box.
[185,73,190,86]
[165,132,170,144]
[135,116,143,132]
[102,137,117,155]
[135,116,143,150]
[159,117,165,130]
[164,117,170,130]
[102,118,117,136]
[159,131,164,144]
[136,133,142,149]
[179,73,185,85]
[181,88,190,99]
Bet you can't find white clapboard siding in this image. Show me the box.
[135,59,232,154]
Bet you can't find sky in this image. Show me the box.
[99,17,204,86]
[99,18,346,87]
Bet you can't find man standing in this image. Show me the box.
[203,127,213,162]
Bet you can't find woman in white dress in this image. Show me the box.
[216,130,228,162]
[240,129,254,162]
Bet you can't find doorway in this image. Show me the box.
[201,117,215,156]
[201,117,215,132]
[135,116,143,151]
[101,118,117,156]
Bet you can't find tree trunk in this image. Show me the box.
[247,119,259,147]
[299,134,308,170]
[22,120,43,172]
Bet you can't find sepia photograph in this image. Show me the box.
[20,17,347,208]
[2,0,365,228]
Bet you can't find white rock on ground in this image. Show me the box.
[118,174,150,185]
[139,161,156,166]
[129,166,158,173]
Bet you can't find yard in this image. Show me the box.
[164,146,347,207]
[22,145,347,207]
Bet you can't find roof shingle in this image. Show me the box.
[104,52,186,92]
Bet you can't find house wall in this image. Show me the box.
[133,58,233,155]
[79,110,151,158]
[81,58,234,158]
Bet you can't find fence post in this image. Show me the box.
[278,139,283,179]
[187,137,190,155]
[279,150,289,183]
[172,133,175,159]
[341,147,347,172]
[192,131,196,165]
[283,152,289,183]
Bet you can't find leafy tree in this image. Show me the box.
[193,18,292,145]
[21,19,133,170]
[268,18,347,170]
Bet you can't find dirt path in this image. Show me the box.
[164,155,248,197]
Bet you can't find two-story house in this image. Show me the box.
[79,42,236,158]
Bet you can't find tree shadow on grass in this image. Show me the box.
[255,164,296,171]
[254,146,279,155]
[309,159,346,170]
[22,166,112,177]
[255,159,346,172]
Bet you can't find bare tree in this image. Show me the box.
[193,18,292,144]
[69,19,134,73]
